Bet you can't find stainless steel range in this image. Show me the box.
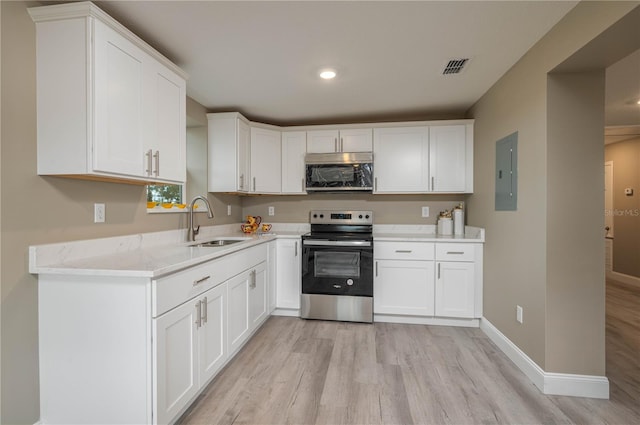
[301,210,373,323]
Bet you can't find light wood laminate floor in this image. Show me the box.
[180,281,640,425]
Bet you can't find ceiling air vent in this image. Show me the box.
[442,58,469,75]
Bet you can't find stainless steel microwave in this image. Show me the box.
[305,152,373,192]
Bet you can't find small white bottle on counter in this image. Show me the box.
[438,216,453,235]
[453,204,464,235]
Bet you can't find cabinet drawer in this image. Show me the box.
[153,259,225,318]
[375,242,434,260]
[435,243,475,262]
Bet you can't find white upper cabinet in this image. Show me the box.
[429,124,473,193]
[281,131,307,194]
[307,128,373,153]
[29,2,187,185]
[373,126,430,193]
[250,127,281,193]
[208,113,251,193]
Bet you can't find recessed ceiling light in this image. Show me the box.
[319,69,337,80]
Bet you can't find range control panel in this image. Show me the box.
[309,210,373,225]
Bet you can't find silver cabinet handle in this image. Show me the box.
[446,251,465,255]
[193,275,211,286]
[340,137,344,152]
[431,176,435,191]
[249,269,257,289]
[334,137,338,152]
[253,177,256,192]
[395,250,412,253]
[294,241,298,257]
[195,301,202,328]
[302,178,305,192]
[239,174,244,190]
[437,263,441,279]
[153,150,160,177]
[374,177,378,191]
[375,261,378,277]
[201,297,208,324]
[145,149,153,176]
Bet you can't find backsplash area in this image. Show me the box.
[241,193,466,224]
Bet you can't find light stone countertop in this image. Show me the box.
[29,223,483,279]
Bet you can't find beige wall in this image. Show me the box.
[0,2,237,423]
[467,1,639,374]
[242,194,464,224]
[605,137,640,278]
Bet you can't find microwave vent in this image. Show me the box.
[442,58,469,75]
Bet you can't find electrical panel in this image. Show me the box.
[495,132,518,211]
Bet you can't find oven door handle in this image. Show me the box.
[303,240,372,247]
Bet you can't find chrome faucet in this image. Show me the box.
[188,195,214,242]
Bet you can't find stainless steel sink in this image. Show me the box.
[190,238,249,248]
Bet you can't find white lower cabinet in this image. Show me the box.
[275,238,301,311]
[154,284,227,425]
[37,242,272,425]
[374,260,435,316]
[374,240,482,321]
[435,261,475,318]
[228,262,268,356]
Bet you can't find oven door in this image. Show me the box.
[301,239,373,296]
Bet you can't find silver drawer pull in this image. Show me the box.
[193,275,211,286]
[395,250,412,253]
[446,251,465,255]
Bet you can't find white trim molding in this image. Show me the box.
[608,271,640,289]
[480,317,609,399]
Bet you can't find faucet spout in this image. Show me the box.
[188,195,214,242]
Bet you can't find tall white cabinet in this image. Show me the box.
[29,2,187,185]
[208,113,251,192]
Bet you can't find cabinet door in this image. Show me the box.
[227,271,250,355]
[250,127,281,193]
[276,239,301,310]
[268,242,277,313]
[435,262,475,318]
[93,20,146,177]
[374,260,435,316]
[148,62,186,183]
[429,125,467,192]
[307,129,339,153]
[153,299,199,425]
[237,119,251,192]
[373,126,429,193]
[340,128,372,152]
[281,131,307,194]
[248,262,268,331]
[199,284,228,386]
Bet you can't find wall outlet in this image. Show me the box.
[516,305,523,324]
[227,205,232,216]
[421,206,430,217]
[268,206,275,216]
[94,203,105,223]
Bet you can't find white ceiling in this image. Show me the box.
[94,1,583,126]
[605,48,640,143]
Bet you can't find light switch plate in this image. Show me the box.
[268,206,275,216]
[421,206,430,217]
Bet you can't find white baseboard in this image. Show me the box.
[608,271,640,289]
[480,317,609,399]
[374,314,479,328]
[271,308,300,317]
